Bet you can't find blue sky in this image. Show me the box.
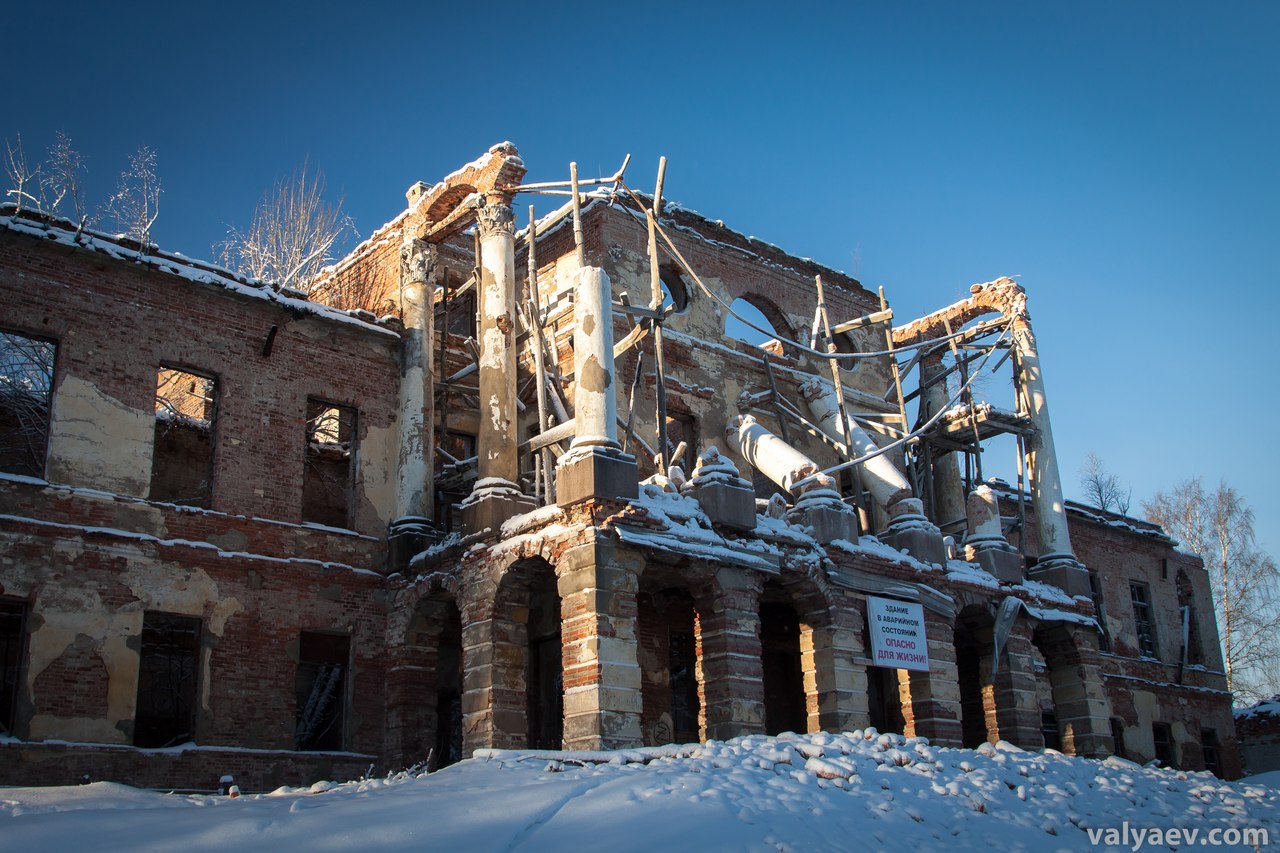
[5,1,1278,552]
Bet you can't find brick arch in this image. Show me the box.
[635,556,720,746]
[954,603,1003,747]
[1031,620,1113,758]
[384,579,464,771]
[425,184,478,225]
[492,556,562,749]
[759,569,845,734]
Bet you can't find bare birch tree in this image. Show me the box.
[1079,451,1132,514]
[107,145,162,245]
[42,132,89,224]
[1144,479,1280,703]
[218,159,354,294]
[4,134,42,213]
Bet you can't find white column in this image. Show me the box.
[1012,311,1075,561]
[474,197,519,487]
[727,415,826,495]
[394,237,436,522]
[570,266,618,449]
[800,377,912,510]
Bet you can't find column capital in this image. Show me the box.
[476,200,515,239]
[400,236,438,285]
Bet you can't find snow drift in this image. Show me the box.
[2,730,1277,852]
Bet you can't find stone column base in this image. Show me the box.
[880,499,946,565]
[684,480,756,531]
[556,446,639,508]
[787,490,859,544]
[967,545,1026,584]
[1027,554,1092,597]
[461,485,536,537]
[388,515,436,572]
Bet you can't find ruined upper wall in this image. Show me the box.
[0,211,402,536]
[512,197,898,482]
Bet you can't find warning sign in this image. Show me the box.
[867,596,930,672]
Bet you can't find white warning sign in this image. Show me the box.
[867,596,930,672]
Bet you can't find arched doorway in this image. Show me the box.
[954,606,998,748]
[494,557,563,750]
[638,584,704,746]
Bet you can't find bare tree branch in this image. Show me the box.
[107,145,162,246]
[1079,451,1131,515]
[42,132,89,224]
[4,134,44,213]
[217,159,354,295]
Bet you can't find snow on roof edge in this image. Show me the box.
[0,206,400,340]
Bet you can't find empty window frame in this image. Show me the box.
[0,600,26,736]
[150,367,217,507]
[1152,721,1176,768]
[1129,582,1157,658]
[134,613,201,748]
[295,632,350,751]
[664,410,698,477]
[0,329,56,478]
[304,399,357,528]
[1201,728,1220,775]
[1110,717,1127,760]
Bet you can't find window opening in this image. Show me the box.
[725,298,783,349]
[134,612,200,748]
[526,580,562,750]
[1201,728,1220,775]
[1041,711,1062,751]
[295,632,349,751]
[658,264,690,314]
[1176,570,1204,666]
[0,600,26,736]
[664,410,698,476]
[1152,721,1175,768]
[434,601,464,769]
[669,629,700,742]
[1111,717,1127,759]
[1129,582,1157,658]
[1089,571,1111,652]
[436,289,477,340]
[150,367,217,506]
[304,399,356,528]
[0,330,56,478]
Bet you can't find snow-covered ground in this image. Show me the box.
[2,731,1277,852]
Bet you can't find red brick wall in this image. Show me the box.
[0,229,401,536]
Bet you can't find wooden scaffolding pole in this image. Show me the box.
[648,156,669,474]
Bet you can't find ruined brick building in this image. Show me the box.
[0,144,1241,789]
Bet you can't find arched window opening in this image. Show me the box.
[726,297,788,350]
[1175,570,1204,666]
[659,263,690,314]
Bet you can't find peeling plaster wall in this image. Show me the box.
[45,376,154,497]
